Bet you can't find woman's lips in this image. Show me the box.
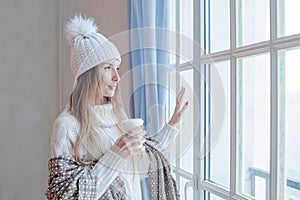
[108,85,116,90]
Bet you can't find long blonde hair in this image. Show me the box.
[68,65,128,165]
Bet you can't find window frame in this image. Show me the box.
[170,0,300,199]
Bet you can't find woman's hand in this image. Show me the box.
[168,87,189,126]
[111,126,147,159]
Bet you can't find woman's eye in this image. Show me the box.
[104,66,112,70]
[116,67,120,71]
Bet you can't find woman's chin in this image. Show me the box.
[104,93,115,98]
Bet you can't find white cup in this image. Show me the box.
[119,118,144,133]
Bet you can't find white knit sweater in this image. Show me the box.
[50,104,179,200]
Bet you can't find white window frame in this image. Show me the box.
[170,0,300,199]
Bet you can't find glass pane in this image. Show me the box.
[209,0,230,52]
[180,69,194,173]
[167,70,178,164]
[180,0,193,64]
[180,177,194,199]
[168,69,177,117]
[278,0,300,37]
[236,54,270,199]
[236,0,270,47]
[205,191,226,200]
[278,48,300,199]
[207,61,230,188]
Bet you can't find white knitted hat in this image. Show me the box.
[65,15,121,82]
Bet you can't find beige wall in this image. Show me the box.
[0,0,129,199]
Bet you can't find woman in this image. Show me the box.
[46,15,188,200]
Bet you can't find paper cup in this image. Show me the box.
[119,118,144,133]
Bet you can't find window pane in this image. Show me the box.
[180,0,193,64]
[180,177,194,199]
[168,70,178,164]
[205,191,226,200]
[209,0,230,52]
[180,69,194,174]
[236,54,270,199]
[236,0,270,47]
[278,48,300,199]
[278,0,300,37]
[207,61,230,188]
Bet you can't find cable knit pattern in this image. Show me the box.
[91,104,118,127]
[65,15,121,80]
[50,103,180,199]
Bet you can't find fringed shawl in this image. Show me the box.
[46,138,179,200]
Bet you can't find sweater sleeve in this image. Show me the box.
[93,150,127,199]
[50,116,75,157]
[156,122,180,152]
[50,115,127,199]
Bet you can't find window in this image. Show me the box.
[168,0,300,199]
[167,0,195,199]
[278,47,300,199]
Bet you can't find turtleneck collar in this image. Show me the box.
[90,104,118,127]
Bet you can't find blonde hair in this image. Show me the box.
[68,64,128,165]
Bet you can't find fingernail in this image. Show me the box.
[185,101,189,105]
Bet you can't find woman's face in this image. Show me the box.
[97,58,121,98]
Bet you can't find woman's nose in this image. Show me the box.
[112,68,120,82]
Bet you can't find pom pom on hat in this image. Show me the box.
[65,15,99,45]
[65,14,121,85]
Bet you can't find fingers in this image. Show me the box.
[122,134,145,145]
[177,86,186,103]
[175,87,187,112]
[113,132,147,159]
[169,87,189,126]
[180,101,189,114]
[130,139,146,149]
[128,128,147,137]
[176,87,186,105]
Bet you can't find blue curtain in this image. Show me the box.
[129,0,170,199]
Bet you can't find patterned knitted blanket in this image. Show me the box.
[45,138,179,200]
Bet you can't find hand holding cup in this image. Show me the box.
[112,118,146,159]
